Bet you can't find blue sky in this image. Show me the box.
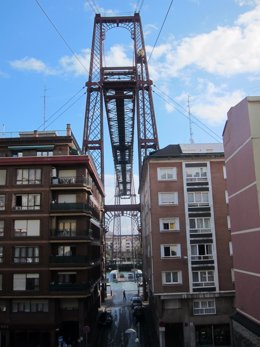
[1,0,260,203]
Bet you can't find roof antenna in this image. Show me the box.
[188,95,194,144]
[42,86,48,130]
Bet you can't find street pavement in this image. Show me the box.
[89,278,159,347]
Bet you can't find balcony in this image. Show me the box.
[50,202,100,218]
[49,282,91,292]
[49,255,90,265]
[51,176,92,187]
[50,229,94,241]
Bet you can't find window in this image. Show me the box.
[227,216,231,229]
[0,301,6,312]
[14,247,39,263]
[14,194,40,210]
[189,217,211,234]
[58,272,76,284]
[225,190,229,204]
[12,300,48,313]
[193,299,216,315]
[57,246,75,256]
[14,220,40,237]
[0,221,4,236]
[188,192,209,206]
[223,165,227,179]
[0,195,5,210]
[37,151,53,157]
[58,219,76,236]
[191,244,213,261]
[57,194,76,203]
[13,273,39,291]
[16,169,41,185]
[158,192,178,205]
[0,170,6,185]
[186,166,207,182]
[0,247,3,263]
[157,167,177,181]
[159,218,180,232]
[192,270,215,288]
[162,271,182,284]
[161,244,181,258]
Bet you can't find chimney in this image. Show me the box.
[66,124,71,136]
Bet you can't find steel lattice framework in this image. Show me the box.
[83,13,159,197]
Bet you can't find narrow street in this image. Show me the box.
[89,278,159,347]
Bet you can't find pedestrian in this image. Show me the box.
[123,290,126,300]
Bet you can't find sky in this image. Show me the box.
[1,0,260,208]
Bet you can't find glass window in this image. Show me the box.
[193,299,216,315]
[14,220,40,237]
[189,217,211,233]
[157,167,177,181]
[16,169,41,185]
[12,300,48,312]
[0,221,4,236]
[162,271,182,284]
[159,218,179,231]
[186,166,208,182]
[13,273,39,291]
[14,194,40,210]
[0,170,6,185]
[13,247,39,263]
[192,271,215,289]
[158,192,178,205]
[161,244,181,258]
[188,192,209,206]
[0,195,5,210]
[191,244,213,260]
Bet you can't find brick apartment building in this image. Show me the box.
[0,125,105,347]
[223,96,260,347]
[139,143,235,347]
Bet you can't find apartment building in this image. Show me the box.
[0,125,105,347]
[139,143,235,347]
[223,96,260,347]
[105,232,141,266]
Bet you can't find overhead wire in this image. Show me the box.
[43,92,86,130]
[147,0,174,63]
[37,86,86,130]
[152,88,222,143]
[153,84,222,141]
[34,0,89,75]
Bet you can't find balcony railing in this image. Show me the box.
[191,255,214,261]
[52,176,91,186]
[50,229,94,240]
[49,282,91,292]
[193,281,215,288]
[49,255,90,264]
[50,203,100,218]
[190,228,211,234]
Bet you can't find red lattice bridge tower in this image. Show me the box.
[83,13,159,239]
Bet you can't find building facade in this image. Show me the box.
[139,143,235,347]
[0,125,105,347]
[223,97,260,347]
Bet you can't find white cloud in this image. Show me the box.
[177,80,245,126]
[10,57,56,75]
[235,0,260,6]
[104,45,132,66]
[59,48,90,76]
[148,4,260,78]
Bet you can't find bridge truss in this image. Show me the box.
[83,13,159,255]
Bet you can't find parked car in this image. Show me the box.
[131,296,142,309]
[97,310,113,327]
